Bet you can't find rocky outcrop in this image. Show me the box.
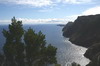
[63,14,100,47]
[62,22,73,31]
[85,51,100,66]
[62,22,73,37]
[84,43,100,60]
[63,14,100,66]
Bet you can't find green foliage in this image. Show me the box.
[36,44,57,66]
[45,44,57,64]
[3,17,25,66]
[24,28,57,66]
[24,28,46,66]
[2,17,57,66]
[3,17,24,42]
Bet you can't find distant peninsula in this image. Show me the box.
[57,24,65,27]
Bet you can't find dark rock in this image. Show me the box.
[63,14,100,47]
[62,21,73,37]
[62,14,100,66]
[0,54,4,66]
[84,43,100,60]
[86,52,100,66]
[57,24,65,27]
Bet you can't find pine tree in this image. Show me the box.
[24,28,57,66]
[2,17,57,66]
[2,17,25,66]
[24,28,46,66]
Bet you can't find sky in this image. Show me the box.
[0,0,100,24]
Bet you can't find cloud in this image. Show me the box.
[0,20,11,24]
[63,0,92,4]
[0,18,67,24]
[38,8,53,12]
[18,18,68,24]
[52,0,92,4]
[66,6,100,21]
[0,0,93,7]
[66,15,79,21]
[82,6,100,15]
[1,6,100,24]
[0,0,53,7]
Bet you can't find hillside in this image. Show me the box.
[62,22,73,32]
[63,14,100,66]
[63,14,100,47]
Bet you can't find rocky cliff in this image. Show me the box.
[63,14,100,66]
[63,14,100,47]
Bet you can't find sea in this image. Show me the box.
[0,24,90,66]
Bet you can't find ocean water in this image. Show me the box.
[0,24,89,66]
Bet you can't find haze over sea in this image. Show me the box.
[0,24,89,66]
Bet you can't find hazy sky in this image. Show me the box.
[0,0,100,24]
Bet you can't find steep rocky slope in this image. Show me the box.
[63,14,100,66]
[63,14,100,47]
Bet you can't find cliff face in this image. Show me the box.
[84,43,100,60]
[63,14,100,66]
[62,22,73,32]
[63,14,100,47]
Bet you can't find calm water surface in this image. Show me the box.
[0,24,90,66]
